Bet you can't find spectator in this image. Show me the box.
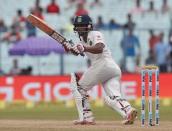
[31,0,44,20]
[148,30,160,51]
[120,29,140,72]
[129,0,145,15]
[108,19,121,30]
[12,9,26,32]
[95,16,106,30]
[13,9,26,23]
[10,20,23,33]
[144,1,158,16]
[145,49,156,65]
[147,1,158,13]
[3,24,21,43]
[0,19,7,33]
[75,3,88,16]
[161,0,170,14]
[25,10,37,37]
[9,59,21,75]
[154,32,168,72]
[46,0,60,14]
[123,13,136,30]
[25,20,37,37]
[32,7,44,20]
[167,36,172,72]
[90,0,102,9]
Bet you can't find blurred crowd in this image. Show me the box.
[0,0,172,75]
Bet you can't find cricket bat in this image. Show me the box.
[27,14,66,44]
[26,14,84,56]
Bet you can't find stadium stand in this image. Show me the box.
[0,0,171,75]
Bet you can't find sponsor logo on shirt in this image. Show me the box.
[96,35,102,41]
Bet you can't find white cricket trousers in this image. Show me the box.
[78,58,122,97]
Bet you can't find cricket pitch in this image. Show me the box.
[0,120,171,131]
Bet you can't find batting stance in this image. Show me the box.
[63,15,137,125]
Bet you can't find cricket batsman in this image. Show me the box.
[63,15,137,125]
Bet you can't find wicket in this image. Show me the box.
[141,65,159,126]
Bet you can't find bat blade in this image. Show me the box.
[26,14,84,56]
[26,14,66,44]
[27,14,53,35]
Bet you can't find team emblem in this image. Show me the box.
[77,16,82,23]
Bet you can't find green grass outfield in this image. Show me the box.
[0,100,171,121]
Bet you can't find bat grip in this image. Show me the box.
[68,40,85,56]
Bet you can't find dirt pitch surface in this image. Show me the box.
[0,120,171,131]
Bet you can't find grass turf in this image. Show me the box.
[0,100,171,122]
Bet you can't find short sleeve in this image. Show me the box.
[88,31,105,46]
[92,31,105,45]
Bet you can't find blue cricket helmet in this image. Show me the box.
[73,15,92,25]
[73,15,93,33]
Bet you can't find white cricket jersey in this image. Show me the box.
[81,31,113,64]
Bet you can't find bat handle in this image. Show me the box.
[80,53,85,56]
[68,40,85,56]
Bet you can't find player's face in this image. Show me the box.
[74,24,89,36]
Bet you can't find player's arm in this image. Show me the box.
[83,32,105,54]
[70,32,106,55]
[84,43,104,54]
[70,42,104,55]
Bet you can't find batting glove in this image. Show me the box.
[63,42,71,52]
[76,44,85,53]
